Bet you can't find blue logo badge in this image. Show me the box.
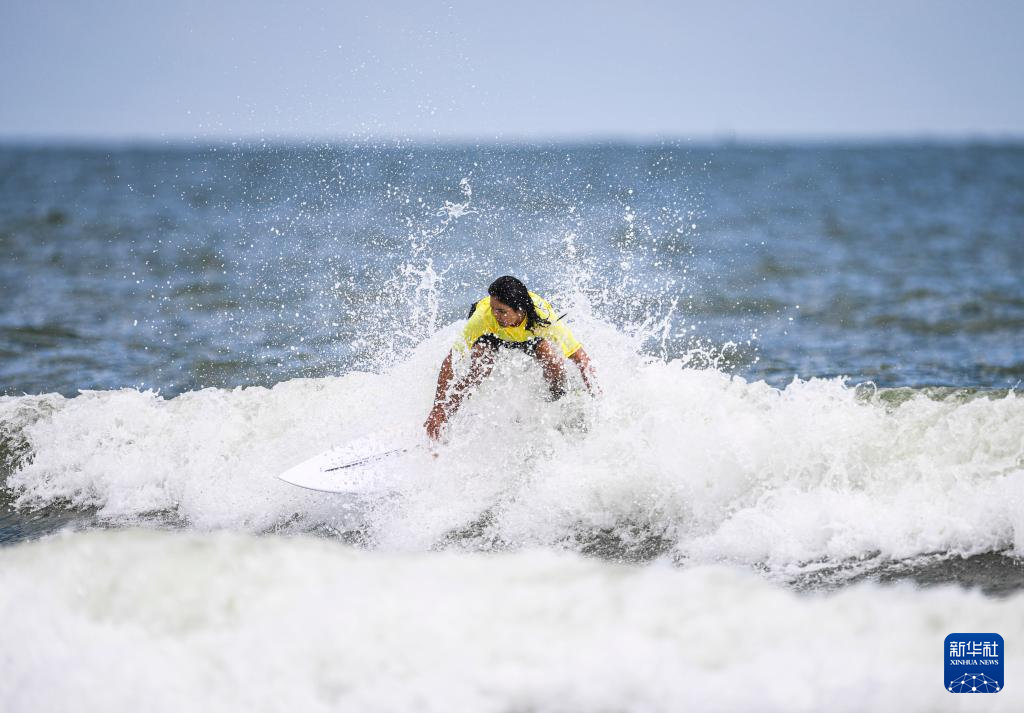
[945,633,1003,693]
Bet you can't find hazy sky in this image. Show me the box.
[2,0,1022,141]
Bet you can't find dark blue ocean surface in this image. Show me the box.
[2,142,1022,396]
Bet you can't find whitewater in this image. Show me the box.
[3,329,1024,711]
[3,142,1024,712]
[4,316,1023,571]
[2,529,1022,713]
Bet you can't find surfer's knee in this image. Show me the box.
[467,341,498,381]
[533,339,561,364]
[470,340,497,362]
[533,340,567,398]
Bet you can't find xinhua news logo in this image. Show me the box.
[945,633,1003,693]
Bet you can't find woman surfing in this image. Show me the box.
[424,276,597,441]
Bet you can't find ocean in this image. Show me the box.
[1,141,1023,711]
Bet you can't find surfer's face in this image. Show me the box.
[491,298,525,328]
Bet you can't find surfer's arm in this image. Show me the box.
[568,347,599,395]
[425,351,455,440]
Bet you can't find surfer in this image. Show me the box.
[425,275,597,440]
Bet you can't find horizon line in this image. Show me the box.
[2,130,1024,150]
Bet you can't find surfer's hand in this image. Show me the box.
[424,404,446,441]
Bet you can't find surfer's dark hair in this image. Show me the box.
[466,276,550,332]
[489,275,550,331]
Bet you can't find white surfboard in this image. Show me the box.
[278,439,420,494]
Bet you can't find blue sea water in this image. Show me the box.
[2,142,1021,396]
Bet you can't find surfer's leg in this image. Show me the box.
[467,337,499,383]
[439,340,497,428]
[533,339,566,399]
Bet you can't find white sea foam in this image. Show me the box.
[0,529,1021,713]
[2,316,1023,570]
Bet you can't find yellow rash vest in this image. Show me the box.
[456,293,581,358]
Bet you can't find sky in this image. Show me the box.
[2,0,1022,142]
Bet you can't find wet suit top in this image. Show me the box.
[456,293,581,358]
